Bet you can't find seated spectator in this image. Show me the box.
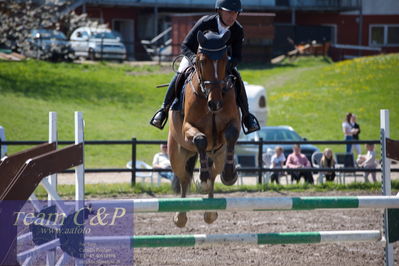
[356,143,378,182]
[152,144,174,180]
[286,144,314,184]
[320,148,336,182]
[269,146,286,184]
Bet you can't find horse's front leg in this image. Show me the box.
[183,122,212,193]
[221,123,240,185]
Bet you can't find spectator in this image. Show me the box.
[356,144,378,183]
[351,114,361,156]
[286,144,314,184]
[269,146,286,184]
[152,144,174,180]
[342,112,358,153]
[320,148,336,182]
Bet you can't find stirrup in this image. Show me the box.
[241,113,260,135]
[149,109,168,130]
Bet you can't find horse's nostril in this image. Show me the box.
[208,101,222,112]
[208,101,216,110]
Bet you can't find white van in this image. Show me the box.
[70,27,126,61]
[245,83,267,126]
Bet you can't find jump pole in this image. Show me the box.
[89,196,399,213]
[85,230,382,248]
[74,111,85,266]
[46,112,57,266]
[75,111,85,211]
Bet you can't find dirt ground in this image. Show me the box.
[133,190,398,266]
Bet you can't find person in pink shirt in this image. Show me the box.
[286,144,314,184]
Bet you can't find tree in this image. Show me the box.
[0,0,103,61]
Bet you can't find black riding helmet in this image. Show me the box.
[215,0,242,12]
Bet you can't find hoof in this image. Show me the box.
[221,165,238,186]
[200,179,212,194]
[200,170,210,182]
[204,212,218,224]
[173,212,187,228]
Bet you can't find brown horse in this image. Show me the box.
[168,30,241,227]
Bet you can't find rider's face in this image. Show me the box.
[219,9,238,27]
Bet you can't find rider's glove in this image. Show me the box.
[189,54,197,65]
[226,59,237,73]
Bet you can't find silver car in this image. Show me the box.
[70,27,126,61]
[27,29,74,61]
[236,126,320,168]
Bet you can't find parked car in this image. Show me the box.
[70,27,126,61]
[235,126,319,168]
[26,29,74,61]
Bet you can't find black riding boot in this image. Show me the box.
[234,71,261,134]
[150,74,178,129]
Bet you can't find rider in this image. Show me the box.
[150,0,260,134]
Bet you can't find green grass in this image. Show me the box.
[33,180,399,198]
[241,55,399,155]
[1,54,398,168]
[0,60,173,167]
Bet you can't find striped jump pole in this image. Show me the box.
[85,230,381,248]
[90,196,399,213]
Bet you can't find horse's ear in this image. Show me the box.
[197,31,206,46]
[221,30,231,43]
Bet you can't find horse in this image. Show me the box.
[167,30,241,228]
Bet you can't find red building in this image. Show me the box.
[73,0,398,61]
[171,13,275,62]
[273,0,399,60]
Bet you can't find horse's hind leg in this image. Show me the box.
[169,134,190,227]
[173,154,197,227]
[173,175,190,228]
[204,170,218,224]
[221,123,240,185]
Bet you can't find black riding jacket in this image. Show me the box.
[181,14,244,67]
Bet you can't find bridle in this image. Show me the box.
[191,53,234,99]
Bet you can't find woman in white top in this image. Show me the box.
[342,112,358,153]
[152,144,174,180]
[270,146,286,184]
[356,144,378,182]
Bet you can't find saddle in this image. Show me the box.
[171,66,195,112]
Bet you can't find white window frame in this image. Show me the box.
[369,24,399,47]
